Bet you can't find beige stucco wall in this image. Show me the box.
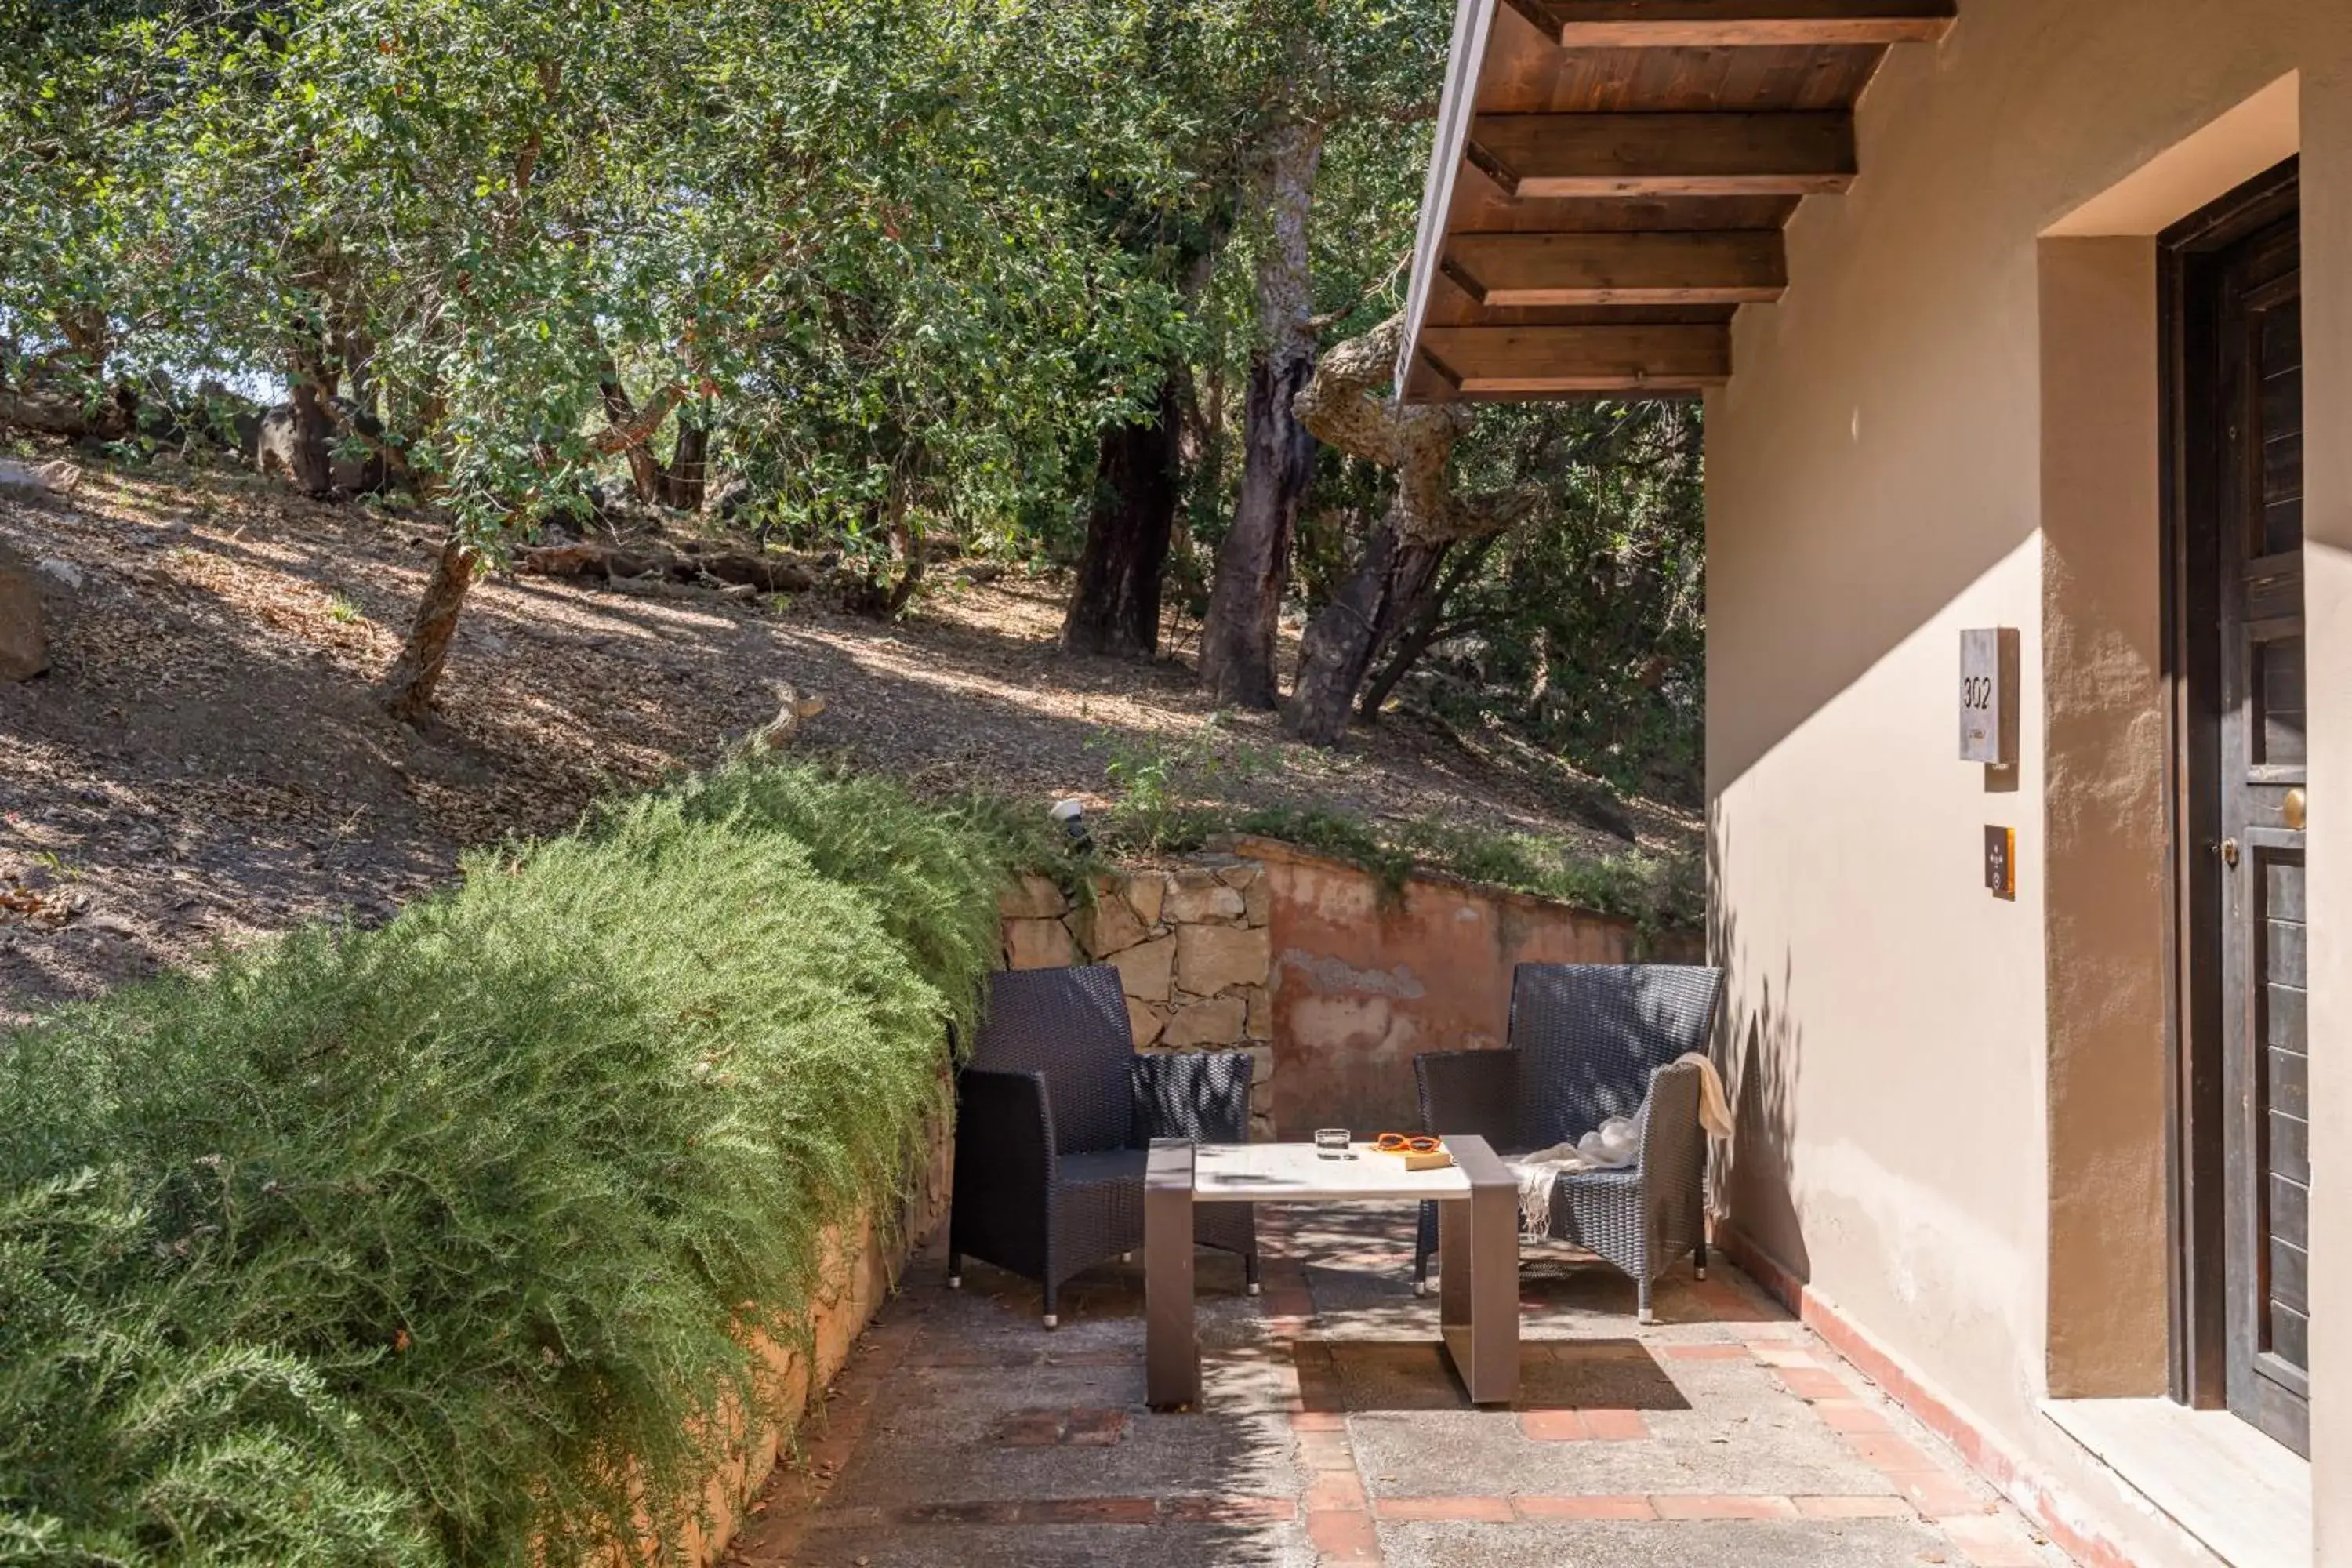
[1705,4,2352,1563]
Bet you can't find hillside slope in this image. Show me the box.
[0,456,1696,1024]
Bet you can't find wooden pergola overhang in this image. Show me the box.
[1399,0,1957,403]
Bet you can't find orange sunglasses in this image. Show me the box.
[1374,1133,1442,1153]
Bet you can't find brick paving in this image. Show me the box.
[724,1208,2074,1568]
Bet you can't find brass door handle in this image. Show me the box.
[2220,838,2241,869]
[2285,789,2307,831]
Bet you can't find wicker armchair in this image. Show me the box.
[948,966,1258,1327]
[1413,964,1722,1322]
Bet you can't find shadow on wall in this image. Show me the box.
[1708,810,1810,1287]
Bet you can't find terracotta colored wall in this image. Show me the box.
[1239,836,1686,1139]
[637,1109,951,1568]
[1704,4,2352,1563]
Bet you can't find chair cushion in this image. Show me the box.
[1057,1149,1148,1189]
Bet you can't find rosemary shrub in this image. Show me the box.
[0,764,1018,1565]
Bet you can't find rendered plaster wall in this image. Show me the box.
[1704,2,2352,1563]
[1239,836,1683,1139]
[2035,238,2170,1404]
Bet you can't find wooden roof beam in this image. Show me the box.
[1418,325,1731,394]
[1504,0,1957,47]
[1469,111,1856,198]
[1443,230,1787,306]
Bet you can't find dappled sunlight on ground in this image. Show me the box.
[728,1207,2071,1568]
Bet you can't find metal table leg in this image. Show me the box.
[1438,1134,1519,1406]
[1145,1138,1199,1410]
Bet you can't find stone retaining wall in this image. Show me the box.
[1001,854,1278,1136]
[999,837,1696,1142]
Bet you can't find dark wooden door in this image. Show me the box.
[2210,211,2310,1457]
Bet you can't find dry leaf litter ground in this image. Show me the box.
[0,455,1696,1025]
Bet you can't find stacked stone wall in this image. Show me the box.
[999,852,1276,1136]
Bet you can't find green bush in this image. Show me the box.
[0,764,1016,1566]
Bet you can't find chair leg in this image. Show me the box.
[1637,1276,1654,1327]
[1042,1278,1058,1330]
[947,1250,962,1289]
[1694,1234,1708,1282]
[1413,1247,1432,1298]
[1246,1250,1261,1297]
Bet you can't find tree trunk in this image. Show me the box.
[595,361,666,501]
[882,501,924,615]
[1287,506,1450,745]
[659,412,710,510]
[843,483,922,617]
[1199,118,1324,709]
[381,538,480,722]
[1358,537,1497,721]
[1276,312,1517,745]
[1062,376,1181,658]
[284,377,339,496]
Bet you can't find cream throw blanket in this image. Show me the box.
[1507,1053,1735,1237]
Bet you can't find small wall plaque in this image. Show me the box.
[1960,628,2020,765]
[1985,826,2016,900]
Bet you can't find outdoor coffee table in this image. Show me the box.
[1145,1135,1518,1410]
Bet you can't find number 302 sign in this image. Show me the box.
[1959,629,2019,766]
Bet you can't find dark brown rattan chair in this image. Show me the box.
[1412,964,1722,1322]
[948,966,1258,1327]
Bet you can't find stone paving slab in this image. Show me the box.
[725,1208,2074,1568]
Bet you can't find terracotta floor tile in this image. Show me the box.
[1160,1494,1298,1524]
[1375,1497,1515,1522]
[1943,1512,2050,1566]
[1519,1410,1590,1441]
[1812,1399,1894,1434]
[1062,1408,1127,1446]
[1794,1495,1916,1519]
[1846,1432,1937,1472]
[1019,1496,1156,1526]
[1579,1408,1650,1442]
[898,1500,1022,1525]
[991,1410,1063,1447]
[1305,1471,1367,1512]
[1776,1366,1852,1400]
[1892,1470,1993,1520]
[1514,1495,1657,1520]
[1298,1430,1357,1472]
[1660,1343,1750,1361]
[1305,1508,1380,1562]
[1651,1494,1802,1521]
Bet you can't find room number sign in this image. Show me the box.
[1960,628,2020,766]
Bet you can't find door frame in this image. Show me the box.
[2158,155,2301,1410]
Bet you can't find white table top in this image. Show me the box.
[1191,1142,1474,1202]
